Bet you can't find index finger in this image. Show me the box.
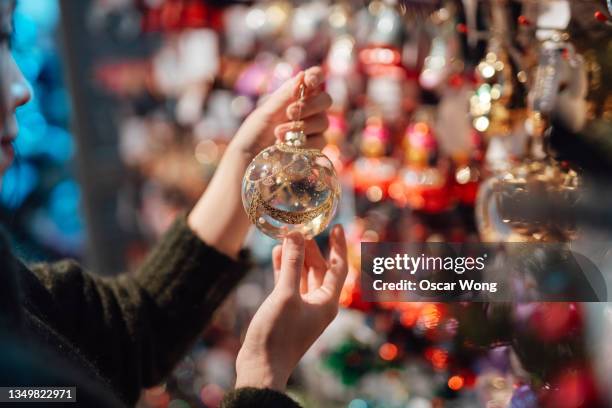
[322,225,348,298]
[278,231,305,293]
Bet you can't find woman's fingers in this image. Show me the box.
[305,239,328,289]
[303,66,324,92]
[305,239,328,271]
[272,245,282,284]
[278,231,305,294]
[257,67,323,117]
[300,265,309,295]
[286,92,333,121]
[274,114,329,139]
[258,71,305,117]
[321,225,348,299]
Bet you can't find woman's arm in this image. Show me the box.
[27,214,248,404]
[23,68,331,403]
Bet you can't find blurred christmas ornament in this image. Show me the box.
[367,1,403,49]
[290,0,328,44]
[324,112,348,146]
[223,5,256,58]
[323,338,390,387]
[476,35,583,242]
[360,1,404,81]
[322,113,351,173]
[242,84,340,239]
[325,33,359,111]
[246,0,291,38]
[360,2,406,124]
[352,118,398,200]
[476,158,580,242]
[470,8,527,174]
[510,384,538,408]
[398,120,451,213]
[453,114,485,206]
[234,54,276,97]
[419,5,461,91]
[475,371,514,408]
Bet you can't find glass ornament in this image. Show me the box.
[476,39,583,243]
[352,119,398,198]
[452,131,484,206]
[476,158,580,242]
[398,122,450,213]
[241,86,340,240]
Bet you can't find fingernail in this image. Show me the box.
[308,75,320,88]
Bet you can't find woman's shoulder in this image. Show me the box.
[0,231,63,326]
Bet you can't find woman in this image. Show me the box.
[0,0,347,406]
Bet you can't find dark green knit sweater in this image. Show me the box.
[0,215,300,407]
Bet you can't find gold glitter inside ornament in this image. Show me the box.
[241,85,341,239]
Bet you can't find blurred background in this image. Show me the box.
[2,0,612,407]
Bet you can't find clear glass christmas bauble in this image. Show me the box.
[242,130,341,240]
[476,159,580,242]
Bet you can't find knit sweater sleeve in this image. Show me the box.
[27,214,249,404]
[221,388,302,408]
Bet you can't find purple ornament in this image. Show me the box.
[510,384,538,408]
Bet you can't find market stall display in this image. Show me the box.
[6,0,609,407]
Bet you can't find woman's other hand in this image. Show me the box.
[230,67,331,158]
[235,225,348,391]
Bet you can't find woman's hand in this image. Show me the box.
[188,67,332,259]
[235,226,348,391]
[230,67,332,158]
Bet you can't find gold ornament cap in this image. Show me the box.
[283,129,306,147]
[282,82,307,148]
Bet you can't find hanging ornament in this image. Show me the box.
[419,5,461,91]
[470,23,527,174]
[351,118,398,201]
[322,113,350,173]
[325,34,360,112]
[476,36,583,242]
[397,120,451,213]
[242,84,341,239]
[452,130,484,206]
[360,1,403,76]
[290,0,328,44]
[436,84,483,206]
[245,1,292,38]
[233,54,276,98]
